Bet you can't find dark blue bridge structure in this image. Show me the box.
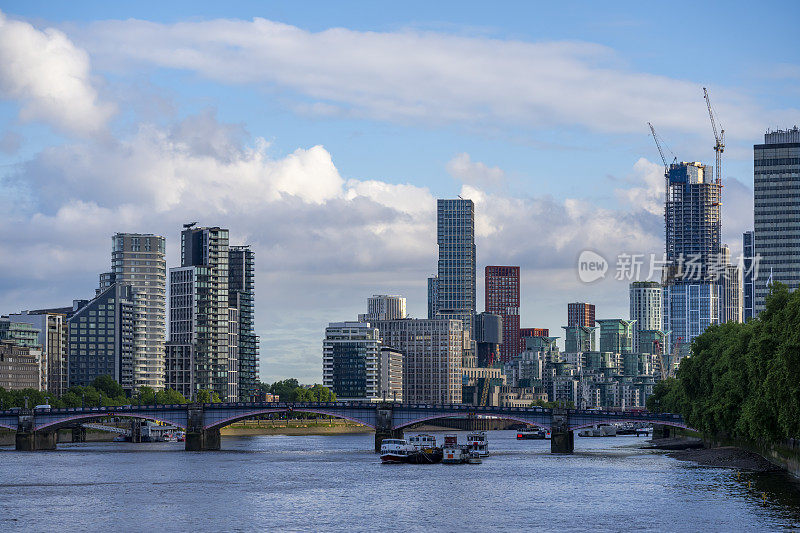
[0,401,691,453]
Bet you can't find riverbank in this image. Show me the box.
[667,446,783,473]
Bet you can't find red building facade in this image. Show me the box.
[519,327,549,353]
[485,266,520,363]
[567,302,595,328]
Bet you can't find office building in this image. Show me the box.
[0,341,41,391]
[754,127,800,314]
[567,302,595,328]
[66,283,136,389]
[371,318,463,404]
[165,225,231,400]
[111,233,166,391]
[629,282,662,354]
[519,328,549,354]
[428,199,476,337]
[743,231,755,321]
[474,311,502,367]
[229,246,259,401]
[485,265,520,362]
[359,295,407,321]
[323,322,382,401]
[0,319,43,391]
[7,311,68,396]
[597,319,635,354]
[227,307,239,402]
[662,161,722,353]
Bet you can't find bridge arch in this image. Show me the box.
[568,419,693,432]
[34,412,187,432]
[394,413,551,431]
[0,421,16,431]
[203,408,376,431]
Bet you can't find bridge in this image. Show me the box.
[0,401,690,453]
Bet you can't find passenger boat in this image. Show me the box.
[517,428,546,440]
[408,434,438,450]
[380,438,443,464]
[466,432,489,456]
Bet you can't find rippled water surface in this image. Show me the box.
[2,430,799,532]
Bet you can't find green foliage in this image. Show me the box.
[263,380,335,402]
[155,388,188,405]
[91,375,124,399]
[651,283,800,442]
[196,389,221,404]
[137,386,157,405]
[269,379,300,401]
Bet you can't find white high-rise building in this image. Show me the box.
[629,282,662,353]
[359,295,407,321]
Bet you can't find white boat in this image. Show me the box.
[442,446,467,464]
[380,439,418,463]
[466,431,489,456]
[408,434,437,450]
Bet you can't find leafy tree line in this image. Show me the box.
[0,374,221,409]
[648,283,800,442]
[259,379,336,402]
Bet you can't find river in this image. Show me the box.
[2,430,799,532]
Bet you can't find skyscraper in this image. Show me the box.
[165,225,231,400]
[662,161,722,353]
[429,199,476,337]
[629,282,662,354]
[229,246,259,401]
[567,302,595,328]
[474,311,502,366]
[754,127,800,314]
[485,265,520,362]
[743,231,755,321]
[111,233,166,391]
[323,321,382,401]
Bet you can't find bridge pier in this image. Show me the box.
[550,409,574,454]
[16,431,57,451]
[185,428,221,451]
[71,426,87,443]
[374,403,402,452]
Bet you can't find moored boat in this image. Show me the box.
[578,424,617,437]
[380,438,443,464]
[466,431,489,456]
[517,428,546,440]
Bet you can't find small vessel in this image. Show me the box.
[442,446,467,464]
[467,450,482,464]
[517,428,546,440]
[408,434,438,450]
[466,432,489,456]
[380,438,443,464]
[578,424,617,437]
[380,439,418,463]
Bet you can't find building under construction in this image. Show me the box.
[662,161,722,354]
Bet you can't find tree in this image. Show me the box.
[270,379,300,401]
[137,386,157,405]
[156,388,188,405]
[92,375,125,401]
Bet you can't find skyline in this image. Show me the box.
[1,3,799,384]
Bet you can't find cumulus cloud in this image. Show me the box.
[75,17,798,140]
[0,11,114,136]
[447,152,505,189]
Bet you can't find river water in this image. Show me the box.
[1,430,799,532]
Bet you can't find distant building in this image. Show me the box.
[0,341,40,391]
[322,322,381,401]
[111,233,166,391]
[743,230,755,321]
[229,246,259,401]
[227,307,239,402]
[426,277,438,319]
[485,266,520,362]
[638,329,667,357]
[66,283,137,389]
[754,127,800,315]
[474,312,502,367]
[562,325,596,353]
[597,319,635,354]
[0,319,43,391]
[567,302,595,328]
[629,282,662,353]
[371,318,463,404]
[359,295,407,321]
[429,199,476,337]
[379,347,403,402]
[519,328,548,354]
[7,311,68,396]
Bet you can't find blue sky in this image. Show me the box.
[0,1,798,383]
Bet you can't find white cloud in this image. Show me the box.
[0,11,114,136]
[447,152,505,189]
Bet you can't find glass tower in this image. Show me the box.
[229,246,259,401]
[429,199,476,338]
[753,127,800,314]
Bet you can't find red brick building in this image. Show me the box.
[519,327,549,353]
[485,266,520,363]
[567,302,595,328]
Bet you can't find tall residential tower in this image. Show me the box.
[485,266,520,363]
[229,246,259,401]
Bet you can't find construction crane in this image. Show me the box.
[703,87,724,185]
[648,122,678,176]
